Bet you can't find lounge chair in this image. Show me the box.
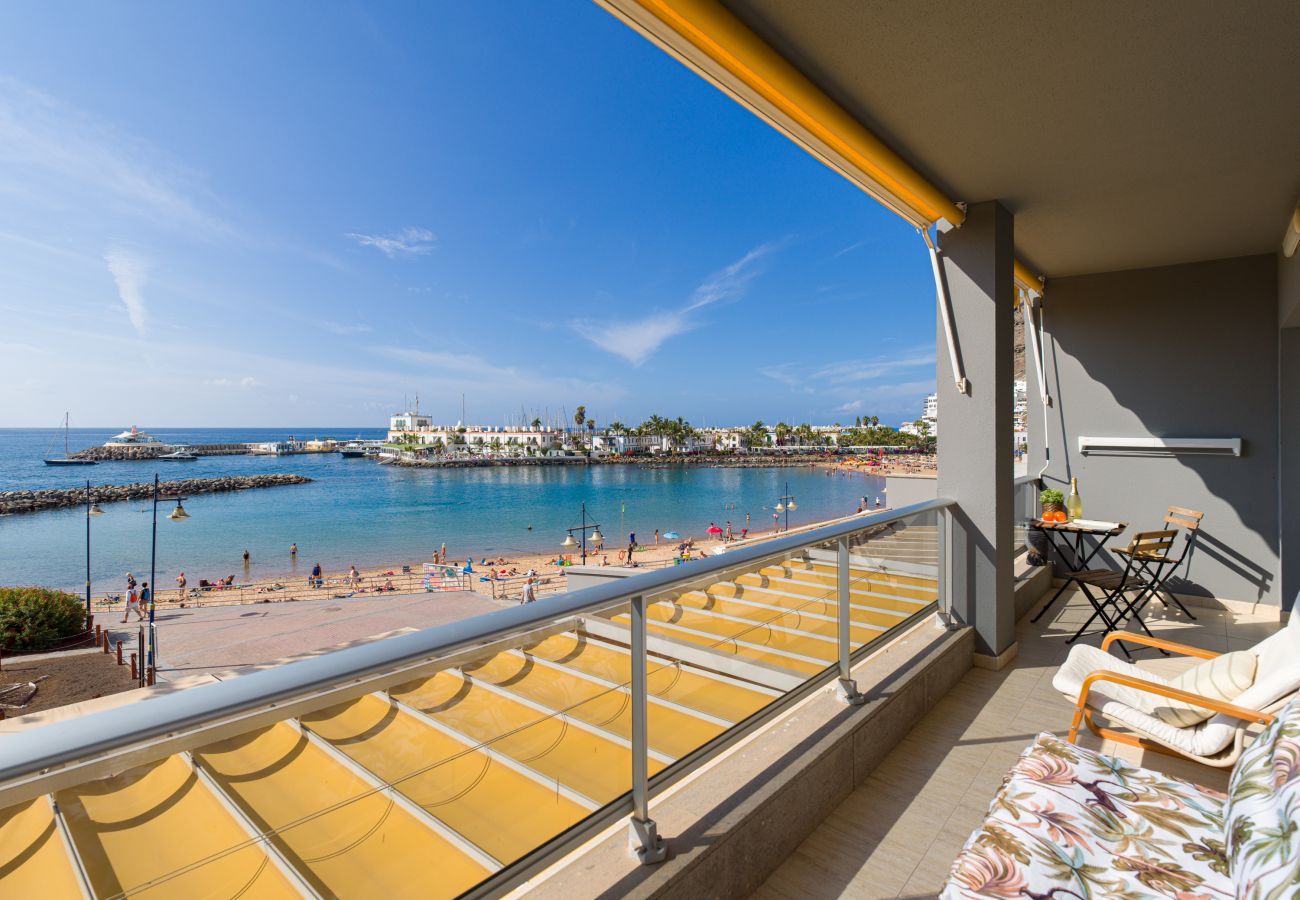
[942,697,1300,898]
[1051,612,1300,767]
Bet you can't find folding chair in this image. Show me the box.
[1069,529,1179,656]
[1127,506,1204,620]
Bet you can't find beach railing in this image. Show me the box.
[0,497,955,898]
[90,566,470,612]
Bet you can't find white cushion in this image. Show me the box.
[1053,643,1242,757]
[1151,650,1257,727]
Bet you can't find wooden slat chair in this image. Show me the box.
[1121,506,1204,620]
[1067,529,1179,654]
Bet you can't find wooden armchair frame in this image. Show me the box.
[1066,632,1274,761]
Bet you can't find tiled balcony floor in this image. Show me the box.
[752,587,1283,899]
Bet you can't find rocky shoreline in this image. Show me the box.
[0,474,313,515]
[71,443,251,460]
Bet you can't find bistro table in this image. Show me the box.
[1029,518,1128,624]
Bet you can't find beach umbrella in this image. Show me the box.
[707,525,723,535]
[663,531,681,540]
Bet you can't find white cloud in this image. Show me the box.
[346,227,435,258]
[319,320,373,336]
[105,250,149,335]
[834,400,863,413]
[573,243,776,365]
[0,77,223,234]
[205,376,260,389]
[373,345,620,405]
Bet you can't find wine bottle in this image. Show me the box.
[1066,477,1083,521]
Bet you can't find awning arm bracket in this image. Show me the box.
[921,227,968,395]
[1020,291,1053,408]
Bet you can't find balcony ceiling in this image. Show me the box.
[720,1,1300,278]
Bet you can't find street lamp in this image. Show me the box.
[775,482,797,532]
[148,473,190,683]
[562,502,602,565]
[85,480,103,621]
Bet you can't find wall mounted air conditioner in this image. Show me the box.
[1077,436,1241,457]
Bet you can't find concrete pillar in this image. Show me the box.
[937,201,1016,662]
[1282,326,1300,613]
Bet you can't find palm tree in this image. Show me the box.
[530,417,542,430]
[574,406,586,429]
[870,415,879,428]
[747,420,767,448]
[608,420,625,435]
[774,421,793,446]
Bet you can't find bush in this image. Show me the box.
[0,587,87,651]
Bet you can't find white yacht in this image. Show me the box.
[104,426,165,448]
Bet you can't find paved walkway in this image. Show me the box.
[753,589,1282,899]
[150,590,503,680]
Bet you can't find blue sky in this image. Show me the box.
[0,1,936,430]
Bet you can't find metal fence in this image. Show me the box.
[0,497,954,898]
[90,566,470,612]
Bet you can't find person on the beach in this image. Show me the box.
[440,542,447,563]
[349,565,360,587]
[126,572,137,592]
[654,529,659,545]
[122,585,143,622]
[310,562,322,587]
[290,543,297,557]
[741,527,748,540]
[140,581,152,611]
[175,572,187,598]
[520,577,537,605]
[243,549,250,566]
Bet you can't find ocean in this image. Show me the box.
[0,427,884,593]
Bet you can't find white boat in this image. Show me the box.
[104,426,165,448]
[158,449,198,461]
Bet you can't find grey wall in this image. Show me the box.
[1043,254,1282,607]
[884,474,937,508]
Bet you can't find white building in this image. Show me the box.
[901,393,939,438]
[389,410,433,434]
[386,419,569,455]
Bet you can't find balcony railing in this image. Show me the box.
[0,497,953,898]
[1014,473,1041,561]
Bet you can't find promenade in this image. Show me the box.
[149,589,501,681]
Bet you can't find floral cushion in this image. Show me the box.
[942,733,1230,899]
[1224,699,1300,899]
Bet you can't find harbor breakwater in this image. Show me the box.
[0,474,312,515]
[71,443,252,460]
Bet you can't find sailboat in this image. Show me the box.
[44,413,96,466]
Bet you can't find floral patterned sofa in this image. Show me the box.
[942,699,1300,899]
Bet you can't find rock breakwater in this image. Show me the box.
[0,474,312,515]
[71,443,251,460]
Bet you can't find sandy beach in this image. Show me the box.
[90,500,892,613]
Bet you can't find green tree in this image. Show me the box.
[574,406,586,429]
[530,417,542,429]
[746,420,767,448]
